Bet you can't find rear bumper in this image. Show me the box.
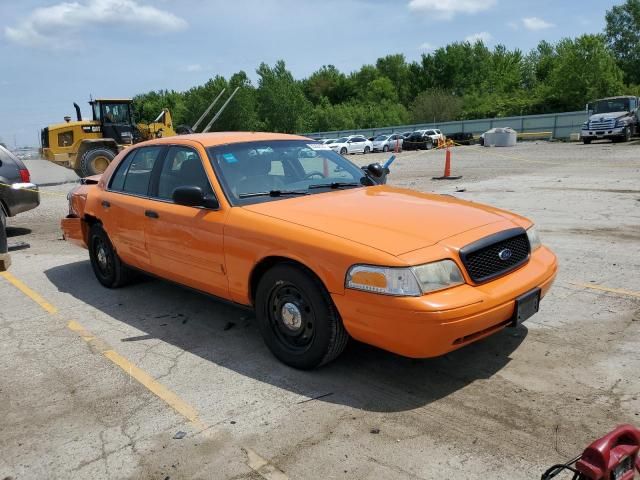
[2,183,40,216]
[61,216,88,249]
[332,246,557,358]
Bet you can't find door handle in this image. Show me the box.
[101,200,110,208]
[145,210,159,219]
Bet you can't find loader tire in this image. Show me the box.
[78,148,115,178]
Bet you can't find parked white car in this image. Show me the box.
[422,129,445,144]
[328,135,373,155]
[372,133,404,152]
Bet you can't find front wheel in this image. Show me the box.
[88,224,130,288]
[340,147,347,155]
[582,138,592,145]
[383,145,389,152]
[623,127,631,142]
[255,264,349,369]
[425,140,433,150]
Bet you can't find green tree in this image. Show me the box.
[410,89,463,123]
[545,34,624,111]
[605,0,640,84]
[256,60,313,133]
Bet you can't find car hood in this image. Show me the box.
[242,186,518,256]
[589,112,629,121]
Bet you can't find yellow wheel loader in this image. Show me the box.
[40,99,177,178]
[40,89,237,178]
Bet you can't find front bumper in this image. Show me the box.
[581,126,625,139]
[331,246,557,358]
[1,183,40,216]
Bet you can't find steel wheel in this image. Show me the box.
[267,281,315,354]
[93,235,114,279]
[255,264,349,369]
[88,224,130,288]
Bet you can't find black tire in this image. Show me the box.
[364,146,371,154]
[623,127,631,142]
[0,207,7,255]
[340,147,347,155]
[255,264,349,369]
[582,138,592,145]
[383,145,389,152]
[425,140,434,150]
[78,148,116,178]
[88,224,130,288]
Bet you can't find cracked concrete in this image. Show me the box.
[1,141,639,479]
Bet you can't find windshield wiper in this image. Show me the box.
[308,182,362,190]
[238,190,309,198]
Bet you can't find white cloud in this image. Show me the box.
[419,42,436,51]
[465,31,492,43]
[408,0,497,19]
[5,0,188,49]
[184,64,203,72]
[522,16,554,31]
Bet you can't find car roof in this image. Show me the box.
[139,131,311,148]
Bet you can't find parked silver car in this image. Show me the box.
[372,134,404,152]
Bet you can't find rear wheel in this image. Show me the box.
[0,207,7,255]
[425,140,434,150]
[88,224,130,288]
[78,148,115,178]
[255,264,349,369]
[364,146,371,154]
[623,127,631,142]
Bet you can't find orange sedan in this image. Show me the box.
[62,132,557,369]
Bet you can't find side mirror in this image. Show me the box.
[172,186,219,209]
[366,163,385,178]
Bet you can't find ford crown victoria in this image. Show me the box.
[62,132,557,369]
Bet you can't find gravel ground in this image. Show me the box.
[1,140,639,479]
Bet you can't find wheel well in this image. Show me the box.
[249,256,326,306]
[82,214,101,242]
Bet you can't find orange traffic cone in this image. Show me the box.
[432,146,462,180]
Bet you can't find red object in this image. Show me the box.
[395,137,400,153]
[576,424,640,480]
[18,168,30,183]
[443,147,451,177]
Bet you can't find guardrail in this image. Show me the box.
[304,111,586,141]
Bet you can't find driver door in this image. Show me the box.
[143,145,228,297]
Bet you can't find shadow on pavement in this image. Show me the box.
[6,226,32,237]
[45,260,526,413]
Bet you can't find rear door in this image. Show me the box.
[99,145,164,270]
[143,145,228,297]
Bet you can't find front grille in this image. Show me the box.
[459,228,530,283]
[588,118,615,130]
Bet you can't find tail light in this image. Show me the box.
[19,168,30,183]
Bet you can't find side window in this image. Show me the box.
[156,146,213,201]
[121,146,162,196]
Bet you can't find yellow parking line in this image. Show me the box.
[1,271,58,314]
[570,282,640,299]
[1,271,204,429]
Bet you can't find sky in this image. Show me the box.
[0,0,621,146]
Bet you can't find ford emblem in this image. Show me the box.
[498,248,513,261]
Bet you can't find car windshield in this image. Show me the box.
[374,135,388,141]
[590,99,630,114]
[207,140,367,205]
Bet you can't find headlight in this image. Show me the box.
[346,260,464,297]
[527,225,541,251]
[582,121,589,130]
[615,119,624,128]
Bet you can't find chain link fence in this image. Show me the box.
[304,110,586,141]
